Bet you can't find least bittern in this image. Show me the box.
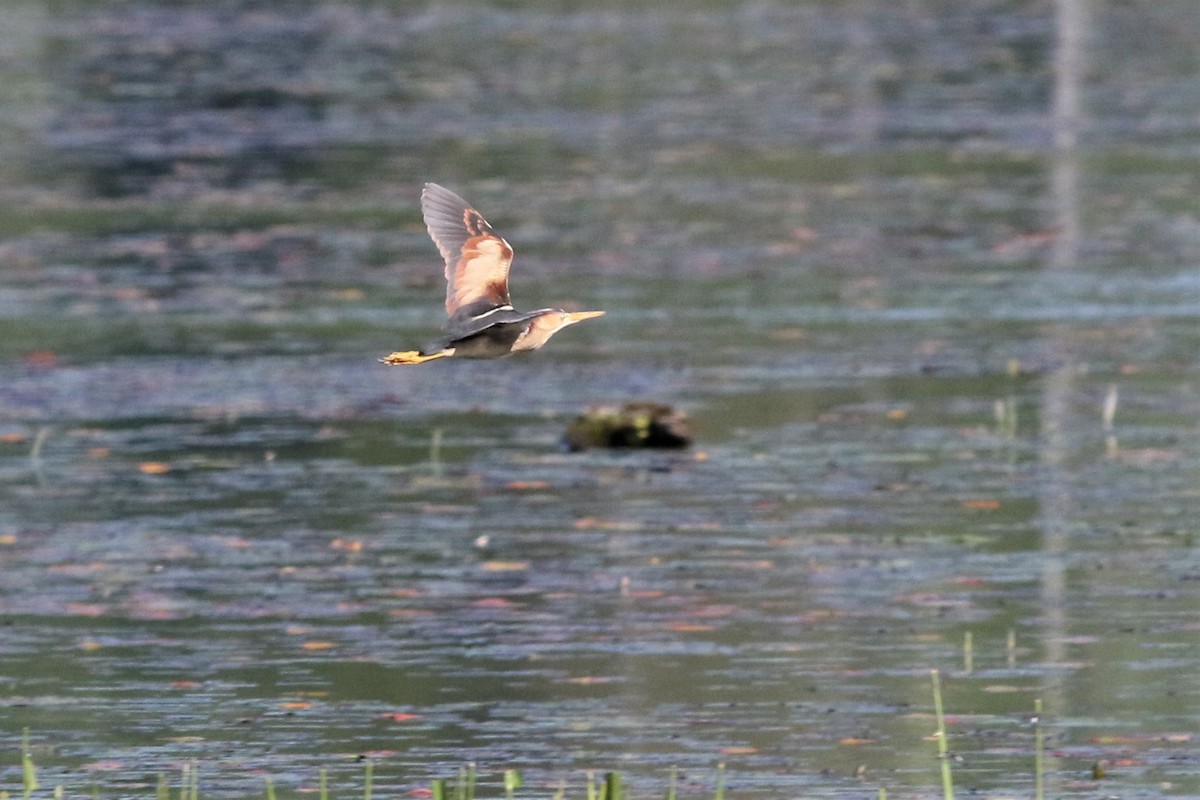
[381,183,604,365]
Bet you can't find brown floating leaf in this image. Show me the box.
[1091,733,1192,744]
[505,480,551,490]
[137,461,171,475]
[378,712,421,722]
[839,737,878,746]
[281,701,311,710]
[733,560,774,570]
[992,228,1057,254]
[300,641,336,651]
[719,746,758,755]
[470,597,515,609]
[1116,447,1181,464]
[49,562,108,576]
[66,603,107,617]
[22,350,58,368]
[768,326,809,342]
[962,499,1001,510]
[692,604,740,618]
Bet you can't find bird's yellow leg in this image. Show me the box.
[380,349,453,366]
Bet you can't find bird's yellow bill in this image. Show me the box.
[565,311,605,323]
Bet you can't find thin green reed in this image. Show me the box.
[604,772,622,800]
[931,669,955,800]
[21,729,38,800]
[503,769,522,800]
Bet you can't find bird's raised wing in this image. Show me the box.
[421,183,514,317]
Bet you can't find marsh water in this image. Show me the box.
[1,1,1199,798]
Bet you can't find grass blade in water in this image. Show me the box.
[453,762,477,800]
[503,769,522,800]
[931,669,955,800]
[604,772,622,800]
[22,728,38,799]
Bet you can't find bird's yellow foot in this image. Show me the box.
[380,350,451,366]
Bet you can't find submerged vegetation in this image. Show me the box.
[8,676,1051,800]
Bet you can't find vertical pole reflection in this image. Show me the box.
[1051,0,1085,270]
[1039,0,1088,783]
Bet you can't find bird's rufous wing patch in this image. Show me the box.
[421,183,513,316]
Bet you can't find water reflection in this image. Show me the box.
[1037,3,1088,795]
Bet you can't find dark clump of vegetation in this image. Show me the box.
[563,403,692,451]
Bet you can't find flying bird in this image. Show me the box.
[381,183,604,365]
